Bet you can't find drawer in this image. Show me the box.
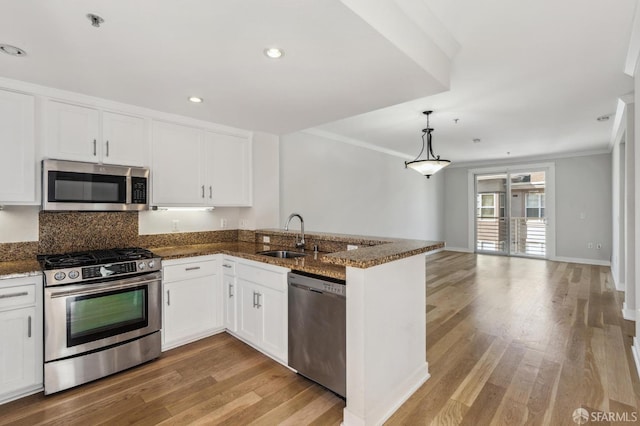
[221,258,236,276]
[237,263,286,292]
[0,284,36,311]
[163,259,217,283]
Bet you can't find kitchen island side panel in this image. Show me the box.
[344,253,429,425]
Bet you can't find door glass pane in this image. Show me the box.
[475,174,508,253]
[510,171,546,257]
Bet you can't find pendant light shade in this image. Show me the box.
[404,111,451,178]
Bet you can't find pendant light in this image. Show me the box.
[404,110,451,178]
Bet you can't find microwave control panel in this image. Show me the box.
[131,177,148,204]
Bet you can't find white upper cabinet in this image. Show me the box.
[101,111,147,166]
[152,121,206,205]
[0,89,36,204]
[205,132,252,207]
[152,120,252,207]
[45,100,147,166]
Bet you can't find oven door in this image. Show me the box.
[44,272,161,362]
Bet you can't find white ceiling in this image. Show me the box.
[0,0,636,164]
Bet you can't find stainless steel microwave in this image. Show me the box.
[42,159,149,211]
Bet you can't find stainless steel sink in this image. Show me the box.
[258,250,307,259]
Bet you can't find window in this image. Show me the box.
[477,193,505,218]
[525,193,545,218]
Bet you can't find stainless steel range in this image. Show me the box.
[38,248,162,394]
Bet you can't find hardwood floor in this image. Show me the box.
[1,251,638,425]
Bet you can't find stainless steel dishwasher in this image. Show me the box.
[288,271,346,398]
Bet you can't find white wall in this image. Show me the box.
[0,205,39,242]
[443,153,613,263]
[239,132,280,230]
[279,131,445,240]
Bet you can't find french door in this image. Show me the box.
[475,170,548,258]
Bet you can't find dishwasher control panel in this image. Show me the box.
[322,282,345,296]
[288,272,346,297]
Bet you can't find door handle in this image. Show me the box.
[252,291,257,308]
[167,290,170,306]
[229,283,234,298]
[27,315,32,338]
[209,186,212,199]
[201,185,205,198]
[256,292,262,309]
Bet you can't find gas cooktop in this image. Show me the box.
[37,247,160,286]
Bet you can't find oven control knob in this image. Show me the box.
[138,262,146,270]
[68,270,79,280]
[54,271,66,281]
[148,261,155,269]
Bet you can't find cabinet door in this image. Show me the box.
[258,285,287,362]
[152,121,205,205]
[236,279,262,344]
[163,275,218,349]
[0,90,35,203]
[0,307,36,395]
[46,101,100,162]
[102,112,147,166]
[204,132,252,206]
[223,274,237,332]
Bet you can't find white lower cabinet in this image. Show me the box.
[0,275,43,404]
[222,258,237,332]
[162,256,222,350]
[234,259,288,363]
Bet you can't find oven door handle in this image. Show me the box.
[47,275,161,298]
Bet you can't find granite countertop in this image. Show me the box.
[150,241,348,280]
[0,230,444,281]
[0,260,42,280]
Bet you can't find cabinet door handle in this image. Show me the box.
[106,140,110,157]
[28,315,32,338]
[229,283,234,298]
[201,185,205,198]
[209,186,213,199]
[93,139,97,156]
[185,266,201,271]
[167,290,170,306]
[256,292,262,309]
[252,291,257,308]
[223,264,232,269]
[0,291,28,299]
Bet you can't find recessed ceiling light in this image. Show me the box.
[264,47,284,59]
[188,96,203,103]
[0,44,26,57]
[596,114,610,122]
[473,138,481,143]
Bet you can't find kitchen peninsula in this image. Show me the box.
[152,229,444,425]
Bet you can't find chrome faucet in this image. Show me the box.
[285,213,305,249]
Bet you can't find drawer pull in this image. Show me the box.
[0,291,28,299]
[223,264,232,269]
[28,315,32,338]
[185,266,201,271]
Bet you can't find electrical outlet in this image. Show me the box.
[587,242,593,249]
[263,236,270,243]
[347,244,358,251]
[239,219,248,228]
[220,218,227,229]
[172,219,179,232]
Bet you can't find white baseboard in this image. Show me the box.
[614,276,625,292]
[444,246,474,253]
[343,363,430,426]
[633,338,640,381]
[622,303,637,321]
[551,256,611,266]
